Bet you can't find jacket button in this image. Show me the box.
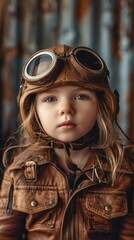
[31,200,38,207]
[104,205,112,212]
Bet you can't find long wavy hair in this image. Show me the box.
[2,90,133,184]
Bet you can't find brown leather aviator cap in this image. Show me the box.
[19,45,117,120]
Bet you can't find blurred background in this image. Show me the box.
[0,0,134,163]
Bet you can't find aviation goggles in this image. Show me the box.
[21,46,109,87]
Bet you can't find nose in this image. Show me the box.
[59,101,75,115]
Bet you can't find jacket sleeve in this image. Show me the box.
[119,158,134,240]
[0,168,26,240]
[118,213,134,240]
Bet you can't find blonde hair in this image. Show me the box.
[96,98,124,184]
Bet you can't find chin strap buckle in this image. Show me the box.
[24,160,37,183]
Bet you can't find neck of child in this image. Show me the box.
[54,147,91,170]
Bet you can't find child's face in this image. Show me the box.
[35,86,98,142]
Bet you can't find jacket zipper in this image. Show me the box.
[51,163,71,240]
[7,185,14,214]
[60,181,97,240]
[53,163,97,240]
[73,197,76,240]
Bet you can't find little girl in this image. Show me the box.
[0,45,134,240]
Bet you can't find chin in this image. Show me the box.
[56,136,82,143]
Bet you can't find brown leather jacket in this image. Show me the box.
[0,148,134,240]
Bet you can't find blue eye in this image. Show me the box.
[74,94,89,100]
[45,97,57,102]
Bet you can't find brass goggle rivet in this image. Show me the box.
[104,204,112,212]
[31,200,38,207]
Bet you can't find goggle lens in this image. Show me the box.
[27,55,52,76]
[75,49,103,71]
[25,52,56,81]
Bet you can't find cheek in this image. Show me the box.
[84,105,97,126]
[87,113,97,126]
[38,111,54,132]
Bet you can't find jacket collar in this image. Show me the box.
[8,147,133,177]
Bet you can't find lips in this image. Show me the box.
[58,121,76,129]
